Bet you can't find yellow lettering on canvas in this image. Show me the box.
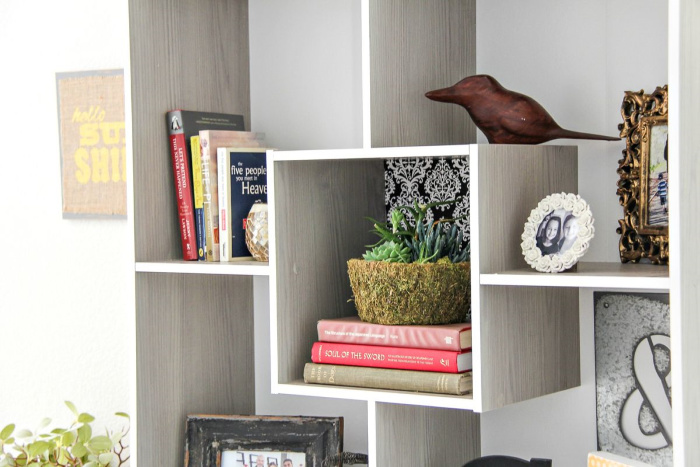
[91,147,111,183]
[72,122,127,184]
[74,147,91,184]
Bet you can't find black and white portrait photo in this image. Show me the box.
[535,210,579,256]
[522,193,594,273]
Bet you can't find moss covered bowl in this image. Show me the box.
[347,258,470,325]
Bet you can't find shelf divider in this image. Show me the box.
[375,403,480,466]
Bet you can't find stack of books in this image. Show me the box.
[304,316,473,396]
[166,109,268,262]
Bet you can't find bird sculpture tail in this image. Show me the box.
[550,128,620,142]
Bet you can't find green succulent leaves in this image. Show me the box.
[363,198,470,264]
[363,240,412,262]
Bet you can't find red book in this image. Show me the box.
[165,110,245,260]
[310,342,472,373]
[317,316,471,351]
[167,126,197,260]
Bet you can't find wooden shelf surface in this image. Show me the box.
[274,380,475,411]
[480,261,669,290]
[135,260,270,276]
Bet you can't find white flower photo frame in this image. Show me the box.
[521,193,595,273]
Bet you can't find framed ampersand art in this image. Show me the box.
[594,292,672,467]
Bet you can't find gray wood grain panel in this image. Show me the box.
[273,159,385,383]
[129,0,251,261]
[479,286,580,411]
[376,403,480,466]
[477,145,578,274]
[136,272,255,466]
[678,0,700,464]
[370,0,476,147]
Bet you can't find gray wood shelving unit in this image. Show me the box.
[126,0,700,465]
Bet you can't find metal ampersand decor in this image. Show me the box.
[617,85,669,265]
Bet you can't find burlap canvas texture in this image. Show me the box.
[57,70,126,217]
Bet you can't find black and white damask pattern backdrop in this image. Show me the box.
[384,157,470,250]
[594,292,672,467]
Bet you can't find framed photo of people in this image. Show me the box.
[184,415,343,467]
[521,192,595,273]
[617,85,669,264]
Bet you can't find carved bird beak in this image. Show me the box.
[425,86,455,103]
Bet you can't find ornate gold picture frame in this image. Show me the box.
[617,85,669,264]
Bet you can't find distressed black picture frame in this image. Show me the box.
[185,415,343,467]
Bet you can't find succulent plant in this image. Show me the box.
[362,240,412,262]
[364,198,469,264]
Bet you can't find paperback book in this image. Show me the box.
[217,147,268,261]
[199,130,266,261]
[317,316,471,351]
[303,363,473,396]
[190,135,206,260]
[310,342,472,373]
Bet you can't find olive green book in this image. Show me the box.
[303,363,472,396]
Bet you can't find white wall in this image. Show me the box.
[0,0,130,437]
[249,0,363,150]
[477,0,668,464]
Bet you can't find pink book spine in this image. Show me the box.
[317,318,470,351]
[310,342,471,373]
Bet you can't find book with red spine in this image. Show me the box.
[165,110,245,260]
[317,316,471,351]
[166,117,197,260]
[310,342,472,373]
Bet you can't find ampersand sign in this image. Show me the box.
[620,334,672,449]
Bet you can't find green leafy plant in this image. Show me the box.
[363,198,469,264]
[0,402,129,467]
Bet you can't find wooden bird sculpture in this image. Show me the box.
[425,74,620,144]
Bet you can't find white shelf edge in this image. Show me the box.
[480,261,670,290]
[480,273,669,290]
[269,145,472,161]
[135,261,270,276]
[272,381,475,411]
[469,148,483,413]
